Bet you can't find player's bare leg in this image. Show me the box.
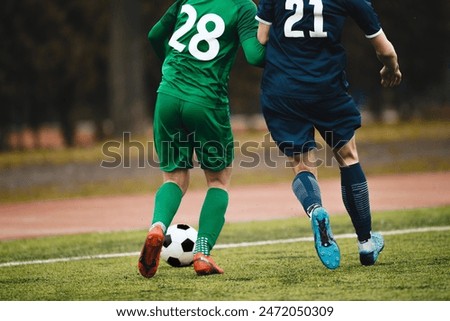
[161,169,190,196]
[332,135,359,167]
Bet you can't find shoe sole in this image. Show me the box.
[195,267,222,276]
[311,210,340,270]
[138,232,164,278]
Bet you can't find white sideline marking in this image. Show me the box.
[215,226,450,249]
[1,226,449,268]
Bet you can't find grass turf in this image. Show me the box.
[0,206,449,301]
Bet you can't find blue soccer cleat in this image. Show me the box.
[310,207,340,270]
[358,232,385,266]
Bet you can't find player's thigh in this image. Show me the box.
[314,94,361,149]
[153,93,194,171]
[260,93,316,156]
[181,102,234,172]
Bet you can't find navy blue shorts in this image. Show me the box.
[260,92,361,156]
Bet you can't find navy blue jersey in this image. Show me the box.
[256,0,382,99]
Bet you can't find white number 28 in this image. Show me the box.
[168,4,225,61]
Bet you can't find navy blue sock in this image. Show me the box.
[340,163,371,241]
[292,171,322,216]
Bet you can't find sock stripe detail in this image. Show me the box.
[350,181,370,215]
[340,163,372,241]
[194,237,210,256]
[292,172,322,214]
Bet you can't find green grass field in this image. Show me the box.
[1,206,449,301]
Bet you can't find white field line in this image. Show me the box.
[1,226,449,268]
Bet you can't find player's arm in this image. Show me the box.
[369,31,402,87]
[257,21,270,45]
[346,0,402,87]
[148,20,171,61]
[241,36,266,67]
[236,2,267,67]
[147,0,182,61]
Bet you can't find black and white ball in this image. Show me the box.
[161,224,198,267]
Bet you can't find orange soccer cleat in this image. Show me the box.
[138,225,164,278]
[193,253,224,276]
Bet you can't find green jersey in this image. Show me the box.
[151,0,259,107]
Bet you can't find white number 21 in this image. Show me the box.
[284,0,327,38]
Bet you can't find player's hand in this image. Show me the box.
[380,65,402,87]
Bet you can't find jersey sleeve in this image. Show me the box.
[241,37,266,67]
[236,0,259,43]
[236,0,266,66]
[255,0,274,25]
[345,0,382,38]
[147,0,183,60]
[158,0,183,29]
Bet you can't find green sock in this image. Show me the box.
[151,182,183,231]
[195,188,229,255]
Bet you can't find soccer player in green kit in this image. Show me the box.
[138,0,265,278]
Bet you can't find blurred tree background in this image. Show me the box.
[0,0,449,151]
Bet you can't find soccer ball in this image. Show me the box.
[161,224,198,267]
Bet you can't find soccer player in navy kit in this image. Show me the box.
[256,0,402,269]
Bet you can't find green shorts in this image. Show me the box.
[153,93,234,172]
